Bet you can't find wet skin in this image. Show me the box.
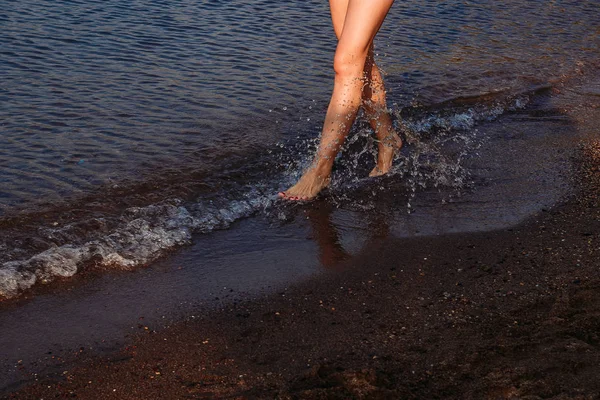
[279,0,401,201]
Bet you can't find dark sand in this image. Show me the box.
[3,138,599,399]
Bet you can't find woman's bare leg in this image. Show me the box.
[331,1,402,176]
[279,0,395,200]
[362,50,403,176]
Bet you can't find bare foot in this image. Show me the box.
[369,131,403,177]
[278,167,331,201]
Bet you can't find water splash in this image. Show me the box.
[326,91,534,210]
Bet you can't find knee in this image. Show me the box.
[333,50,366,80]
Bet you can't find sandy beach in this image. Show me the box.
[4,122,599,399]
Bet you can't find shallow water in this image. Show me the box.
[0,0,598,297]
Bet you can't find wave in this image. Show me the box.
[0,85,546,300]
[0,195,275,299]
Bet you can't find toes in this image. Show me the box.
[277,191,314,202]
[277,192,298,201]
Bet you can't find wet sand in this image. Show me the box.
[4,137,599,399]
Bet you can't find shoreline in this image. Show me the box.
[4,141,599,399]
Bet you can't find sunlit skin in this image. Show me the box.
[279,0,402,201]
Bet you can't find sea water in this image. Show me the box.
[0,0,598,299]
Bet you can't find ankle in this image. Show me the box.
[309,159,333,177]
[377,133,401,148]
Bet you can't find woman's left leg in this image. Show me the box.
[362,49,402,176]
[280,0,395,200]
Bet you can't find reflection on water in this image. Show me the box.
[306,203,394,271]
[306,204,350,270]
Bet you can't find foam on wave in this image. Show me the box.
[0,197,273,299]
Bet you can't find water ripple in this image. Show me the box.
[1,0,598,215]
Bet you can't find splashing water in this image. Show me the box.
[324,89,535,210]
